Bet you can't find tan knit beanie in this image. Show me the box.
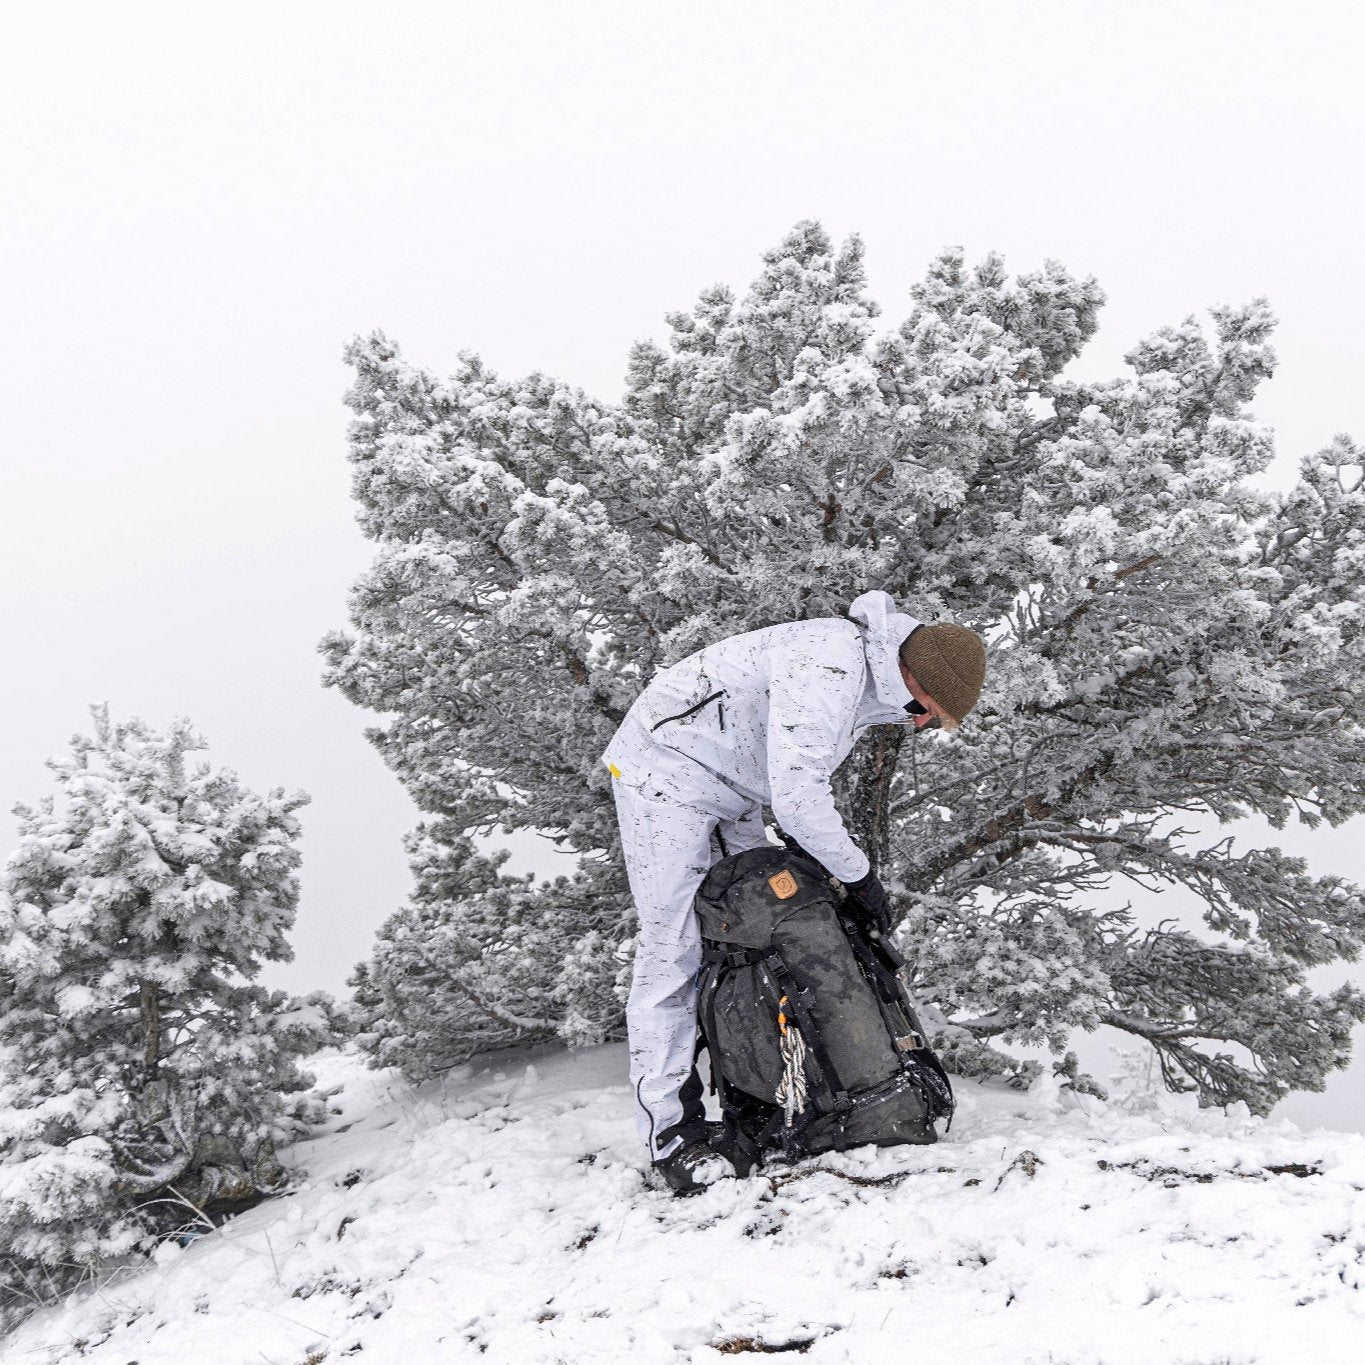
[899,623,987,723]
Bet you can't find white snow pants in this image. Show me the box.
[608,756,769,1162]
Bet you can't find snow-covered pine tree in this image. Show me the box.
[350,818,622,1080]
[0,706,330,1327]
[325,221,1365,1113]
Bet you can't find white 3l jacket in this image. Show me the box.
[602,590,923,883]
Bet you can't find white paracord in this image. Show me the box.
[775,1017,808,1127]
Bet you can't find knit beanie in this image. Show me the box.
[899,623,987,723]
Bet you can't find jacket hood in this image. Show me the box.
[847,590,922,710]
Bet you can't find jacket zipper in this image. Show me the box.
[650,689,727,732]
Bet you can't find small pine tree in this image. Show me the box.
[0,707,330,1328]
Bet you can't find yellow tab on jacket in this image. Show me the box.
[608,762,622,779]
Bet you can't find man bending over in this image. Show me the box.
[601,590,986,1195]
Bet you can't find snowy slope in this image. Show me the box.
[7,1042,1365,1365]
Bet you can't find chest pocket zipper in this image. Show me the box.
[651,689,727,733]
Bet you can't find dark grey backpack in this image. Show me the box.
[694,844,953,1172]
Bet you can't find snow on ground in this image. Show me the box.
[7,1042,1365,1365]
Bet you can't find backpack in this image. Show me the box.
[694,844,954,1173]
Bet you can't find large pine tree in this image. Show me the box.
[0,707,329,1325]
[327,221,1365,1110]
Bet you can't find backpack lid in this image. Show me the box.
[694,846,832,949]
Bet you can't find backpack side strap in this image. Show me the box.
[759,949,852,1114]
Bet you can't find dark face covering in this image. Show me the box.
[904,697,942,731]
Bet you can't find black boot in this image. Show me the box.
[653,1131,735,1197]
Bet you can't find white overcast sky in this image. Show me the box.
[3,2,1363,1125]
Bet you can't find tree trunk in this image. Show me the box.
[140,981,161,1082]
[837,724,905,884]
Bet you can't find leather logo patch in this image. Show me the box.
[768,869,799,900]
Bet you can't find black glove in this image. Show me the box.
[843,869,893,937]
